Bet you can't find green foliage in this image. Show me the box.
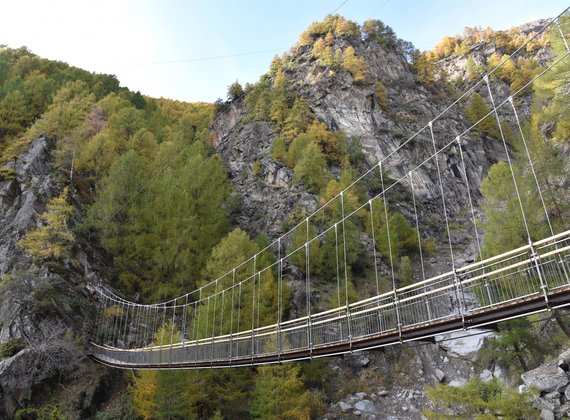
[362,19,398,46]
[289,219,322,278]
[464,92,500,138]
[18,187,74,260]
[250,364,325,419]
[271,136,287,163]
[294,141,328,193]
[251,159,261,176]
[0,90,29,139]
[245,76,272,121]
[14,406,65,420]
[203,228,259,281]
[342,46,368,84]
[286,133,311,168]
[466,56,486,82]
[92,394,139,420]
[366,197,417,266]
[478,20,570,258]
[131,323,201,419]
[480,159,553,258]
[411,50,436,84]
[0,46,121,163]
[374,81,388,110]
[0,337,26,358]
[424,378,537,419]
[534,15,570,142]
[227,80,244,101]
[282,97,311,141]
[301,15,360,42]
[306,121,347,164]
[88,142,230,298]
[399,256,414,286]
[28,80,95,141]
[480,318,544,373]
[0,166,17,180]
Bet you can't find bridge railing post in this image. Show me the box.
[453,270,466,329]
[529,240,550,307]
[346,306,353,351]
[393,291,402,342]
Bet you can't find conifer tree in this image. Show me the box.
[0,90,28,139]
[227,80,244,101]
[18,187,74,259]
[294,141,328,193]
[342,46,368,83]
[250,364,325,419]
[281,97,311,141]
[464,92,499,138]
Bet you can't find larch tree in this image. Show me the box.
[18,187,74,259]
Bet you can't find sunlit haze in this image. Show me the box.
[1,0,567,102]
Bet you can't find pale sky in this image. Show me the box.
[1,1,568,102]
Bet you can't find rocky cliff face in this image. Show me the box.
[209,26,562,419]
[0,137,113,419]
[0,17,564,420]
[211,30,520,282]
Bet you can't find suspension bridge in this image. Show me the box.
[89,9,570,370]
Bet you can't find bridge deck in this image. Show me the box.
[89,231,570,370]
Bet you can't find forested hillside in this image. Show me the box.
[0,11,569,420]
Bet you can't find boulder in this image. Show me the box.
[354,400,376,412]
[540,409,555,420]
[339,401,352,412]
[521,364,569,393]
[434,368,446,383]
[437,329,495,361]
[479,369,493,382]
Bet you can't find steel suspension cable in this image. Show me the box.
[508,97,555,236]
[455,136,483,261]
[409,172,426,282]
[484,77,532,242]
[369,199,380,295]
[379,162,396,289]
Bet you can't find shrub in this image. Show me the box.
[251,160,262,177]
[15,406,65,420]
[374,81,388,110]
[0,337,26,358]
[424,378,537,419]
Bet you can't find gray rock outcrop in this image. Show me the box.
[0,137,112,418]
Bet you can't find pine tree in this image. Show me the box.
[18,187,74,259]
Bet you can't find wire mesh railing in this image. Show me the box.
[90,230,570,369]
